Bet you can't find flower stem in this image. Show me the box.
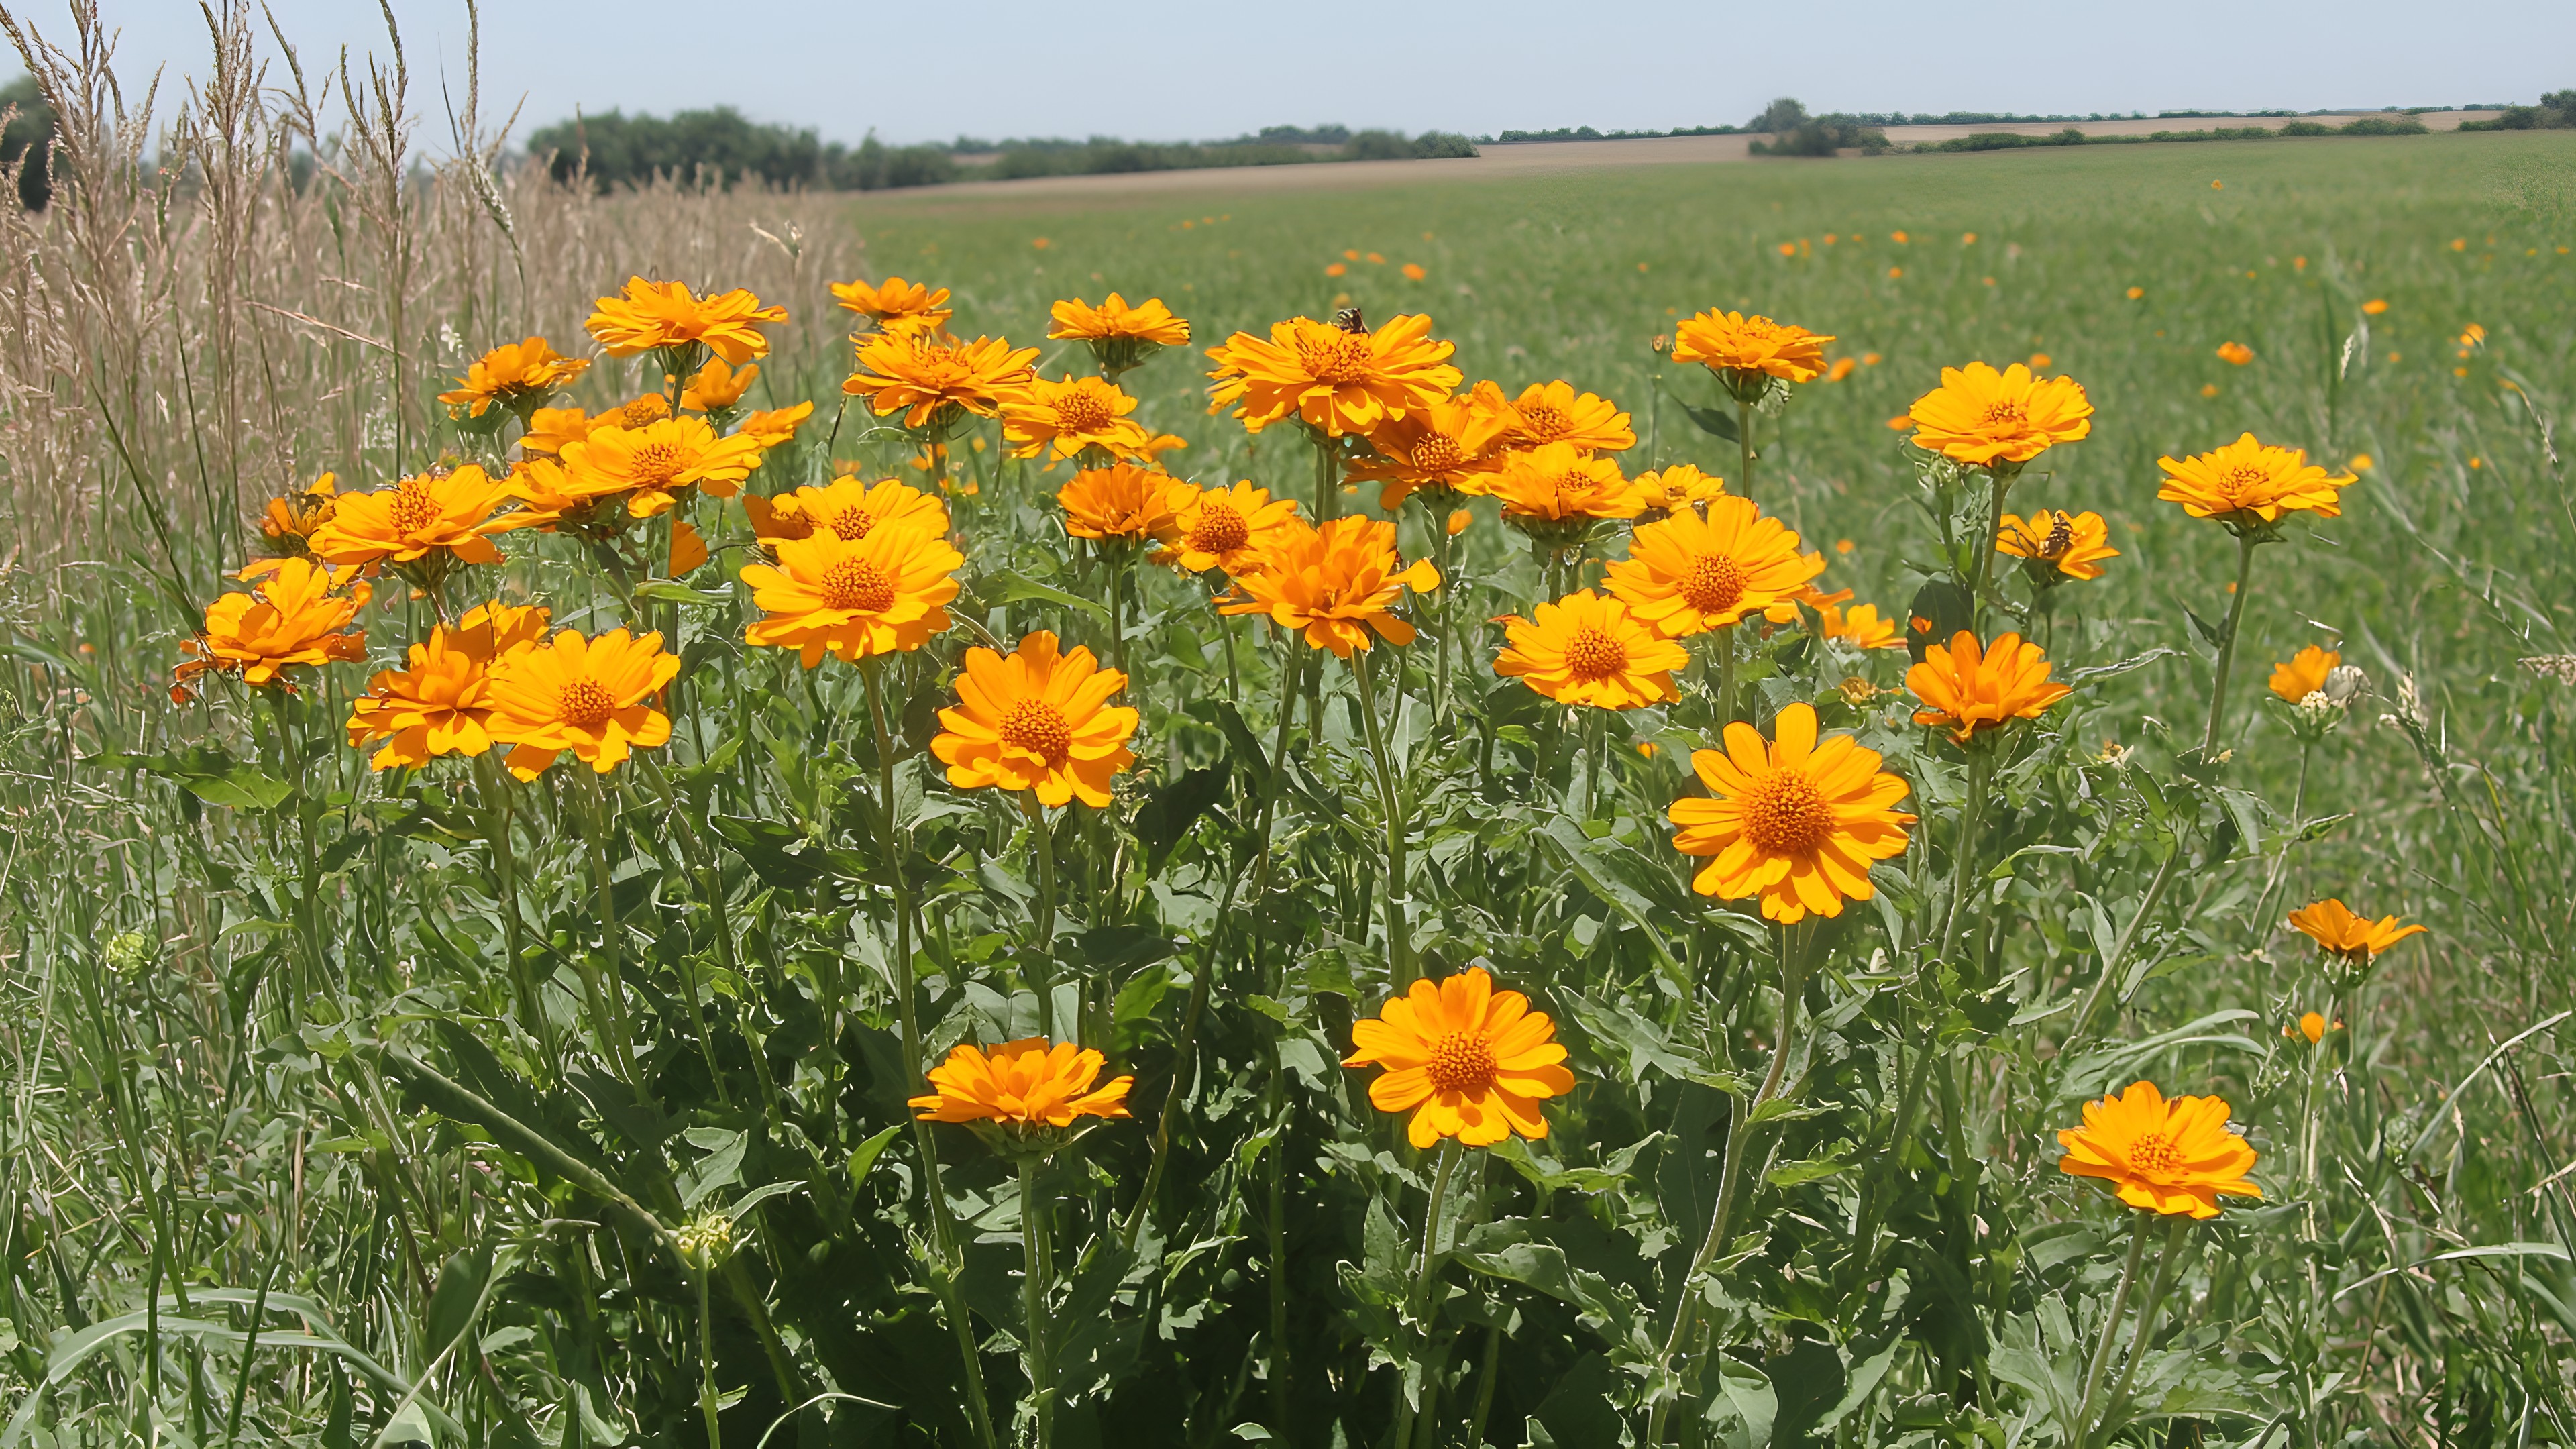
[1938,749,1993,961]
[1713,625,1738,729]
[696,1266,724,1449]
[1351,648,1415,985]
[1968,464,2018,625]
[1313,432,1340,522]
[1023,791,1059,1039]
[2072,1212,2155,1443]
[1391,1139,1463,1449]
[2200,530,2261,759]
[1104,550,1128,684]
[2095,1217,2189,1446]
[2067,845,2184,1047]
[1020,1158,1056,1449]
[578,771,644,1087]
[1736,391,1755,506]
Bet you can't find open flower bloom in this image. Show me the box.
[2215,341,2256,366]
[439,337,588,419]
[1494,589,1689,710]
[1607,495,1824,637]
[1996,509,2118,581]
[1218,515,1440,657]
[306,465,516,570]
[932,631,1139,808]
[2287,898,2427,962]
[258,474,339,555]
[830,275,953,333]
[910,1038,1132,1128]
[1671,309,1834,384]
[173,557,371,698]
[1624,463,1729,519]
[1669,702,1915,922]
[741,519,961,668]
[1493,378,1636,453]
[1050,292,1191,347]
[343,601,551,770]
[745,475,949,546]
[1155,480,1301,577]
[1002,374,1155,460]
[1348,393,1510,511]
[680,357,758,412]
[1907,362,2094,466]
[736,401,814,450]
[585,277,786,364]
[1342,966,1576,1149]
[2057,1081,2262,1219]
[844,331,1038,431]
[2269,645,2340,702]
[519,396,667,458]
[1205,312,1460,437]
[1908,631,2073,745]
[1058,463,1192,545]
[560,415,769,517]
[497,458,637,537]
[1817,598,1904,649]
[1486,443,1639,527]
[2156,433,2355,527]
[483,626,682,779]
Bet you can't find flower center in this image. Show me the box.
[2128,1130,2181,1176]
[1679,553,1749,614]
[830,504,878,540]
[1294,331,1375,385]
[1980,399,2027,427]
[2041,514,2074,559]
[820,557,897,612]
[389,480,440,537]
[1411,435,1464,474]
[2224,464,2272,496]
[1426,1029,1498,1095]
[1739,768,1835,856]
[630,441,686,487]
[614,396,667,428]
[1518,402,1568,438]
[998,698,1073,767]
[1052,388,1113,433]
[556,678,616,729]
[1562,625,1629,680]
[1187,501,1249,555]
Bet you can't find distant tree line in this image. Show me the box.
[2460,91,2576,130]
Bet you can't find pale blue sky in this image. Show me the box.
[34,0,2576,146]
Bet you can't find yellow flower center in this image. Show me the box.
[614,397,667,428]
[1052,388,1114,433]
[1411,435,1464,474]
[389,480,440,537]
[2128,1130,2181,1176]
[1561,625,1629,680]
[1187,501,1250,556]
[1980,399,2028,427]
[829,504,878,541]
[557,678,616,729]
[2041,514,2074,560]
[1426,1029,1499,1095]
[820,557,897,613]
[1679,553,1749,615]
[1739,767,1834,857]
[1517,402,1568,438]
[630,441,686,488]
[999,698,1073,767]
[1295,331,1375,385]
[2224,464,2272,496]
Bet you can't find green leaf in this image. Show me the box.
[1664,388,1740,441]
[89,745,294,811]
[1133,763,1231,874]
[423,1246,493,1360]
[630,580,732,606]
[984,568,1110,623]
[847,1124,904,1191]
[678,1130,748,1209]
[1903,580,1974,663]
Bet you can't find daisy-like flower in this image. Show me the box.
[1493,589,1689,710]
[931,631,1139,808]
[559,416,769,518]
[2155,433,2355,530]
[1218,515,1440,657]
[1668,702,1916,923]
[172,557,371,700]
[1907,362,2094,468]
[1624,463,1729,520]
[1671,309,1835,390]
[2057,1081,2262,1219]
[1485,443,1640,541]
[1205,312,1460,437]
[438,337,589,420]
[909,1038,1132,1128]
[306,465,516,574]
[343,601,551,771]
[740,519,961,668]
[2287,898,2427,963]
[519,396,672,459]
[1816,598,1904,649]
[496,458,635,539]
[1050,292,1190,374]
[1057,464,1192,547]
[2216,341,2256,366]
[1002,374,1155,461]
[679,357,758,413]
[586,277,786,364]
[1996,508,2118,583]
[1493,379,1636,453]
[1155,480,1301,577]
[483,626,683,779]
[844,331,1038,435]
[735,401,814,451]
[1907,631,2074,746]
[2269,645,2341,702]
[257,474,339,557]
[1605,495,1825,638]
[745,475,950,547]
[1348,393,1510,511]
[1341,966,1576,1149]
[830,275,953,334]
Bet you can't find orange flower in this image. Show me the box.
[1668,702,1915,922]
[1493,589,1689,710]
[519,396,669,458]
[1049,292,1190,347]
[439,337,589,419]
[830,275,953,333]
[1348,393,1510,511]
[736,401,814,450]
[1816,598,1903,649]
[2269,645,2340,702]
[2057,1081,2261,1219]
[1493,379,1635,453]
[561,416,769,518]
[932,631,1138,808]
[1485,443,1639,532]
[669,521,710,577]
[1907,631,2073,745]
[257,474,339,556]
[1155,481,1301,576]
[1605,496,1823,638]
[2216,341,2256,366]
[1670,309,1835,386]
[1995,509,2119,582]
[745,476,949,547]
[585,277,786,364]
[483,626,682,779]
[1057,464,1192,546]
[306,466,515,570]
[1623,463,1729,519]
[2361,298,2388,315]
[679,357,759,412]
[2156,433,2355,528]
[1205,313,1460,437]
[910,1038,1132,1128]
[2287,899,2427,962]
[1218,515,1440,657]
[1342,966,1575,1148]
[844,331,1038,433]
[343,602,551,770]
[740,521,961,669]
[1002,374,1155,461]
[1907,362,2094,467]
[172,557,371,698]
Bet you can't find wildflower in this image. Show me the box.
[483,626,682,779]
[2288,899,2427,963]
[1350,394,1511,511]
[523,400,635,458]
[1668,702,1915,923]
[1817,598,1903,649]
[585,277,786,364]
[1057,464,1193,547]
[674,1211,741,1274]
[1605,496,1824,638]
[1624,464,1729,520]
[2057,1081,2261,1219]
[1493,379,1637,453]
[736,401,814,450]
[1049,292,1189,375]
[1155,481,1301,577]
[1002,374,1155,461]
[1342,965,1574,1148]
[1448,508,1472,536]
[306,465,515,574]
[845,331,1038,435]
[1493,589,1689,710]
[679,357,759,413]
[439,337,589,420]
[1907,362,2093,467]
[830,275,953,333]
[2156,433,2355,530]
[257,474,339,557]
[1486,443,1640,543]
[2268,645,2340,702]
[2292,1011,2331,1045]
[740,521,962,669]
[2362,298,2389,315]
[172,557,371,699]
[745,476,949,547]
[1218,515,1440,657]
[931,631,1139,808]
[1996,509,2118,583]
[1907,631,2073,745]
[910,1038,1133,1136]
[343,602,551,770]
[2127,286,2146,300]
[2216,341,2256,366]
[1205,313,1460,437]
[1671,309,1833,394]
[1825,357,1858,382]
[561,416,768,518]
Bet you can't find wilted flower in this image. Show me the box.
[1217,516,1440,657]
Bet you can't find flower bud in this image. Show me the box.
[675,1211,739,1273]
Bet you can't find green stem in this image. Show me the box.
[1314,431,1340,521]
[474,756,557,1078]
[696,1267,724,1449]
[1267,1070,1292,1436]
[1713,625,1739,729]
[1351,649,1415,985]
[1391,1140,1464,1449]
[1466,1321,1504,1449]
[1736,390,1755,506]
[2067,846,2184,1047]
[2200,530,2262,759]
[579,772,644,1087]
[1020,1158,1056,1449]
[1105,551,1129,684]
[1024,792,1060,1039]
[2095,1218,2190,1446]
[1968,464,2018,625]
[2071,1213,2155,1443]
[1938,749,1993,960]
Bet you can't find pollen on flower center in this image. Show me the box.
[998,698,1073,766]
[1189,502,1248,555]
[829,504,878,540]
[2129,1130,2181,1175]
[1053,390,1113,432]
[1411,435,1464,473]
[1680,553,1749,614]
[630,441,685,486]
[1295,331,1375,384]
[557,678,616,729]
[1518,403,1568,437]
[1426,1029,1499,1095]
[1740,768,1835,856]
[2225,465,2271,494]
[389,481,439,536]
[614,397,665,427]
[820,557,897,612]
[1562,625,1629,679]
[1981,400,2027,426]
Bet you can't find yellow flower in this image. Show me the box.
[909,1038,1132,1126]
[830,275,953,333]
[1057,464,1193,546]
[844,331,1038,433]
[482,625,682,780]
[1155,481,1301,577]
[561,416,769,519]
[496,458,635,537]
[1493,379,1636,453]
[745,476,949,546]
[1341,966,1575,1149]
[1485,443,1639,531]
[679,357,759,412]
[736,400,814,450]
[1623,463,1729,519]
[586,277,786,364]
[1002,374,1155,461]
[1906,631,2074,745]
[1670,309,1835,386]
[1996,509,2119,582]
[1205,312,1460,437]
[1907,362,2094,467]
[172,557,371,699]
[1667,702,1915,923]
[1815,596,1904,649]
[2057,1081,2261,1219]
[2156,433,2355,528]
[932,631,1139,808]
[519,396,669,458]
[343,602,551,770]
[2216,341,2256,366]
[306,465,515,570]
[2287,899,2427,962]
[1494,589,1689,710]
[740,520,961,669]
[1605,496,1824,637]
[257,474,339,556]
[2269,645,2340,702]
[2294,1011,2329,1045]
[1348,393,1510,511]
[1051,292,1189,374]
[669,520,710,577]
[1217,515,1440,657]
[2361,298,2389,315]
[439,337,589,419]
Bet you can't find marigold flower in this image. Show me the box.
[306,465,515,570]
[736,401,814,450]
[519,396,669,459]
[1817,598,1904,649]
[1494,589,1688,710]
[2216,341,2256,366]
[679,357,759,412]
[1996,509,2119,582]
[1049,291,1190,347]
[830,275,953,333]
[1907,631,2074,745]
[909,1038,1132,1128]
[1155,481,1301,576]
[1002,374,1155,461]
[482,625,681,779]
[844,331,1038,433]
[1623,464,1729,519]
[2057,1081,2261,1219]
[496,458,631,537]
[745,476,949,546]
[1348,393,1510,511]
[1217,515,1440,657]
[257,474,339,555]
[932,631,1138,808]
[1205,313,1460,437]
[561,416,769,519]
[1670,309,1834,386]
[2156,433,2355,528]
[1058,463,1192,546]
[1485,443,1640,531]
[1493,379,1636,453]
[740,521,961,669]
[586,277,786,364]
[2287,899,2427,962]
[1907,362,2094,467]
[1606,496,1823,638]
[2269,645,2340,702]
[439,337,589,419]
[1668,702,1915,923]
[343,602,551,771]
[172,557,371,698]
[1342,966,1575,1149]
